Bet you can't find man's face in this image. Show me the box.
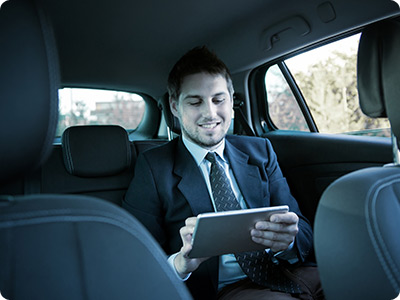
[170,72,233,150]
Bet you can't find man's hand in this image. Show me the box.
[250,212,299,253]
[174,217,209,278]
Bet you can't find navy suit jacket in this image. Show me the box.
[123,135,313,299]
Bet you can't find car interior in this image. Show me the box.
[1,0,400,299]
[0,1,192,299]
[315,17,400,300]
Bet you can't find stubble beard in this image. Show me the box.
[182,126,226,150]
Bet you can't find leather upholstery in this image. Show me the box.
[0,0,59,184]
[0,195,193,300]
[314,17,400,300]
[357,17,400,139]
[0,1,192,299]
[62,125,132,177]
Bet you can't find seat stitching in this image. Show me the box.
[365,174,400,291]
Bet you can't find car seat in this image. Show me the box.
[0,0,192,299]
[314,17,400,300]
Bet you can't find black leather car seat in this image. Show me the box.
[314,17,400,300]
[0,0,192,299]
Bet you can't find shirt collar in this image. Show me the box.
[182,134,226,166]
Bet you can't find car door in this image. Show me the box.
[248,33,393,226]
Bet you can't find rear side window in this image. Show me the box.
[264,34,390,137]
[57,88,145,136]
[265,65,309,132]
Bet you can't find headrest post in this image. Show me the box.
[167,127,173,141]
[391,132,400,166]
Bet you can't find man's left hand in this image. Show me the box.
[251,212,299,253]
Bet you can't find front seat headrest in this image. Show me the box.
[0,0,60,184]
[357,17,400,140]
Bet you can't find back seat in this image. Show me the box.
[0,125,168,205]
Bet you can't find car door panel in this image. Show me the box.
[263,131,392,226]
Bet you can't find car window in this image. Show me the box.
[265,65,309,132]
[57,88,145,136]
[264,34,391,137]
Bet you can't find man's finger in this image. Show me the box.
[270,212,298,224]
[254,221,298,235]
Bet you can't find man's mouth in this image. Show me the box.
[199,122,220,129]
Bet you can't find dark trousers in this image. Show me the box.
[217,267,324,300]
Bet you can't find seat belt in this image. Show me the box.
[233,95,256,136]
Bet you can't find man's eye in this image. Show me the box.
[213,98,225,103]
[189,101,201,106]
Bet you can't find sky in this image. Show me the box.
[58,88,143,115]
[286,33,360,74]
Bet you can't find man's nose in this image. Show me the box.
[202,100,217,118]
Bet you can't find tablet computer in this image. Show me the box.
[188,205,289,258]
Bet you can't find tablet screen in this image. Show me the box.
[188,205,289,258]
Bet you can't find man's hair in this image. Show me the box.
[167,46,234,101]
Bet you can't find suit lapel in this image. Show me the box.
[173,137,264,214]
[173,138,214,216]
[225,140,264,209]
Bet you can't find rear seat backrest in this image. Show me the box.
[42,125,167,206]
[0,125,168,205]
[39,125,135,205]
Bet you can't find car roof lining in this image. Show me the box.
[39,0,400,96]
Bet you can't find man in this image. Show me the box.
[123,46,323,299]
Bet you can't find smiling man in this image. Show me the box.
[123,46,323,300]
[170,72,232,150]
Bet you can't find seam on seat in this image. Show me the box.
[63,129,75,174]
[0,209,134,227]
[35,2,60,167]
[366,174,400,291]
[73,222,89,300]
[0,210,187,294]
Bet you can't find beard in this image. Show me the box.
[181,124,227,150]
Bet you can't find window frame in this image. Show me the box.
[248,31,367,136]
[275,61,318,132]
[248,60,319,134]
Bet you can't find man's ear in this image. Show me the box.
[169,97,179,117]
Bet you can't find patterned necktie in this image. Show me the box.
[205,152,302,294]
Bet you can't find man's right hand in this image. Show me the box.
[174,217,209,278]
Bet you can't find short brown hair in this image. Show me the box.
[167,46,234,101]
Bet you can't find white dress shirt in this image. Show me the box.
[168,134,297,290]
[181,136,247,289]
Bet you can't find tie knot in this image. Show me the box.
[205,152,217,164]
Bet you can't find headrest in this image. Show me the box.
[357,17,400,139]
[0,0,60,184]
[62,125,132,177]
[159,93,181,134]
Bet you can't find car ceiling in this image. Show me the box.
[38,0,399,98]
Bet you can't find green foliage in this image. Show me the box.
[266,65,309,132]
[292,51,390,136]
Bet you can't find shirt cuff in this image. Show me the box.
[266,241,299,265]
[167,253,192,281]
